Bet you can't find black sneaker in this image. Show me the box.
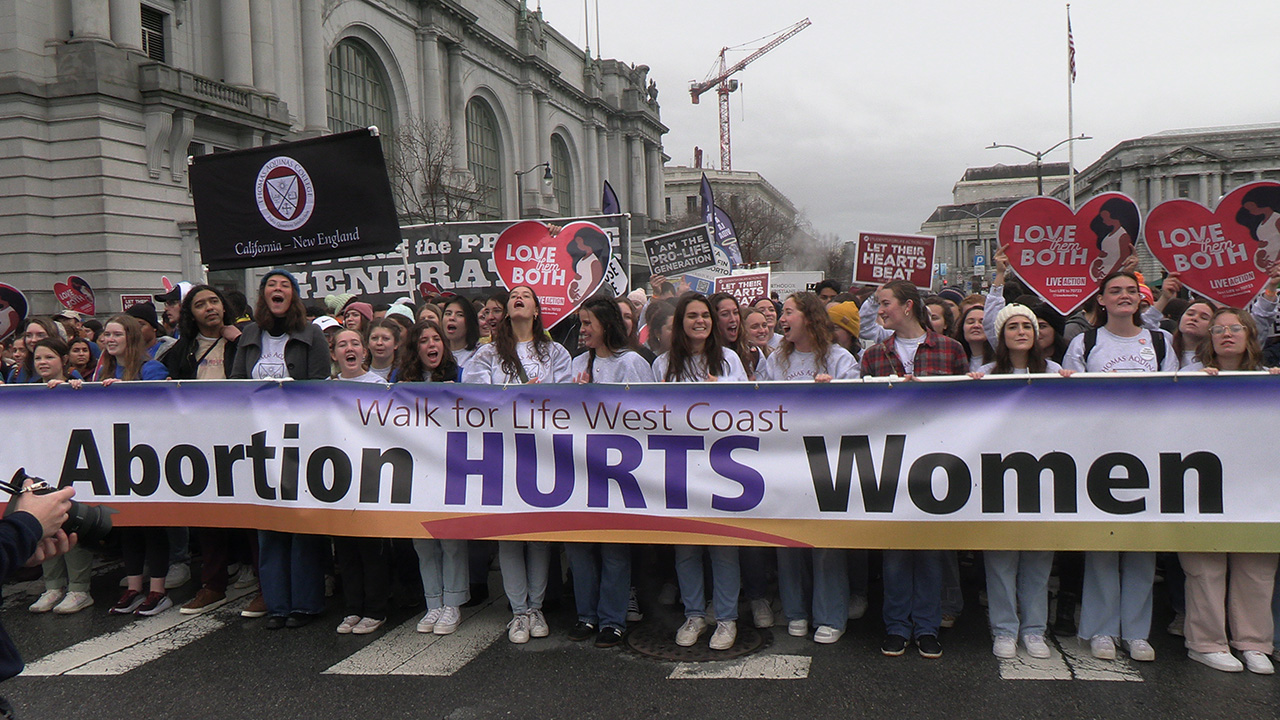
[917,634,942,658]
[568,621,597,642]
[595,627,624,648]
[881,634,908,656]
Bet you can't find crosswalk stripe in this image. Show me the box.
[997,645,1074,681]
[22,586,255,677]
[668,655,811,680]
[323,597,507,676]
[1054,637,1144,682]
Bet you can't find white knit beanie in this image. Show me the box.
[994,303,1038,338]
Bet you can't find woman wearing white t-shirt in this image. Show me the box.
[761,292,859,645]
[970,305,1070,660]
[1179,308,1279,674]
[564,298,653,647]
[654,293,747,652]
[1064,271,1178,662]
[462,286,572,644]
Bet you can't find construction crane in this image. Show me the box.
[689,18,811,171]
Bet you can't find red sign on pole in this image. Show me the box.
[713,272,771,306]
[120,295,153,312]
[853,232,935,289]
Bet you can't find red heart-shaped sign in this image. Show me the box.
[999,192,1140,315]
[1145,181,1280,309]
[492,221,613,329]
[52,275,95,316]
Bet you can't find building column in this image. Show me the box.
[535,94,552,203]
[1210,172,1223,201]
[518,85,539,215]
[418,29,444,127]
[447,44,467,171]
[299,0,327,133]
[628,134,645,219]
[108,0,142,51]
[221,0,253,86]
[646,143,663,221]
[582,122,599,213]
[249,0,276,95]
[70,0,112,43]
[596,125,610,192]
[1198,173,1210,205]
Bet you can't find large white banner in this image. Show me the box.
[4,374,1278,551]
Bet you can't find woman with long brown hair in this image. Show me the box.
[463,285,571,644]
[654,292,747,652]
[762,292,859,645]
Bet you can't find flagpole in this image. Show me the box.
[1067,4,1076,210]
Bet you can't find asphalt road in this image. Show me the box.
[2,554,1278,720]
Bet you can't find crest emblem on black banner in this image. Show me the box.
[255,156,315,231]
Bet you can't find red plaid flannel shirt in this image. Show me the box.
[860,331,968,378]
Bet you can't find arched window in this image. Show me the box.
[550,134,573,216]
[466,98,503,220]
[327,39,393,138]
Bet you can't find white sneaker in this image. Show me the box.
[1188,649,1243,672]
[232,565,258,589]
[813,625,843,644]
[434,606,461,635]
[1242,650,1275,675]
[675,616,708,647]
[528,609,549,638]
[847,594,868,620]
[787,618,809,637]
[417,607,443,633]
[1124,638,1155,662]
[507,613,531,644]
[750,598,774,629]
[352,617,385,635]
[336,615,361,634]
[164,563,191,589]
[53,591,94,615]
[1023,634,1051,659]
[29,589,65,614]
[1089,635,1116,660]
[709,620,737,650]
[993,635,1017,659]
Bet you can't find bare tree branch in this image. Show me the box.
[386,119,480,224]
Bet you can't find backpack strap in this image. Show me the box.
[1150,330,1166,367]
[1083,329,1098,365]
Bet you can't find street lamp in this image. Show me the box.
[986,135,1091,195]
[950,206,1004,290]
[515,162,553,218]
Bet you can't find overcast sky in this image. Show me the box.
[536,0,1279,240]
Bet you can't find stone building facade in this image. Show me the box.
[0,0,666,312]
[921,162,1070,291]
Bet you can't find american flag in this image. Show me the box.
[1068,14,1076,83]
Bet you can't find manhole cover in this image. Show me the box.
[626,619,770,661]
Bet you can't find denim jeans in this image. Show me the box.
[413,538,470,609]
[674,545,739,621]
[498,540,549,614]
[565,542,631,630]
[778,547,849,630]
[984,550,1053,638]
[258,530,326,617]
[882,549,944,639]
[1078,551,1155,641]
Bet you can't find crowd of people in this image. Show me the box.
[1,248,1279,676]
